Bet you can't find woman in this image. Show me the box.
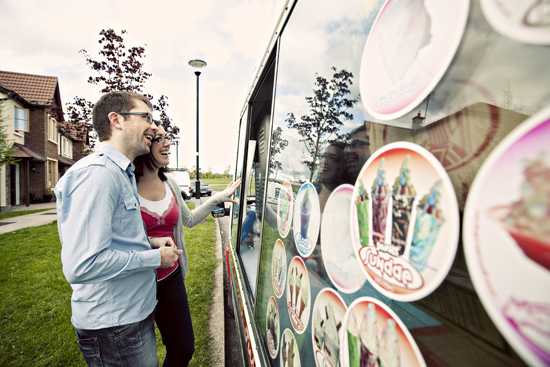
[134,125,241,367]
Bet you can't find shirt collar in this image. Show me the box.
[96,142,134,173]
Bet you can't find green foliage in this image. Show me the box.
[0,100,18,166]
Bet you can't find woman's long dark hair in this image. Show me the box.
[133,151,171,184]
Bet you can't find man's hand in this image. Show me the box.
[149,237,175,249]
[158,244,183,269]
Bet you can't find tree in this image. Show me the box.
[269,126,288,177]
[0,100,18,166]
[224,165,231,178]
[286,67,358,181]
[59,29,179,152]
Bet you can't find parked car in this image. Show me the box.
[191,180,212,196]
[170,168,192,200]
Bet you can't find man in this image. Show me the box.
[55,91,182,367]
[344,123,372,182]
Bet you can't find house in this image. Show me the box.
[0,70,85,211]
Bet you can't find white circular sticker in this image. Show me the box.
[481,0,550,45]
[360,0,470,120]
[340,297,427,367]
[463,106,550,367]
[321,185,367,293]
[351,142,460,302]
[266,296,280,359]
[293,182,321,257]
[286,256,312,334]
[311,288,348,367]
[272,239,287,299]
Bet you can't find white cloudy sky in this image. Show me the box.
[0,0,280,173]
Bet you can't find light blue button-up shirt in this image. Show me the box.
[55,143,161,330]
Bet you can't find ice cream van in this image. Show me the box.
[223,0,550,366]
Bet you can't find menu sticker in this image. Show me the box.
[293,182,321,257]
[340,297,426,367]
[280,328,301,367]
[312,288,348,367]
[360,0,470,120]
[351,142,460,302]
[272,239,287,298]
[321,185,367,293]
[286,256,312,334]
[463,106,550,367]
[480,0,550,45]
[278,180,294,238]
[266,296,280,359]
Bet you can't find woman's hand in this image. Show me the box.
[225,178,242,204]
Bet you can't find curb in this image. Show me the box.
[210,218,225,366]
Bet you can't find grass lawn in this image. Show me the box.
[202,177,233,185]
[0,205,219,367]
[0,208,51,220]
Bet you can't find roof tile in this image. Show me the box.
[0,70,58,106]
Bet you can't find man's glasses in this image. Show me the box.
[151,136,171,144]
[345,139,370,149]
[117,112,160,126]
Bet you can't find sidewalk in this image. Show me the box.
[0,202,58,235]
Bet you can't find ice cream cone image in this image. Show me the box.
[372,158,391,246]
[409,180,445,272]
[356,180,370,247]
[391,155,416,255]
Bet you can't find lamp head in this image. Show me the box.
[188,59,207,69]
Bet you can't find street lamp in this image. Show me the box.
[189,59,207,203]
[171,136,180,167]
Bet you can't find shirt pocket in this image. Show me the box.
[120,195,140,237]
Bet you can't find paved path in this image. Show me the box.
[0,202,57,235]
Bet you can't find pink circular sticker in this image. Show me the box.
[351,142,460,302]
[463,106,550,367]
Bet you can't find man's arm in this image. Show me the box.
[58,166,161,284]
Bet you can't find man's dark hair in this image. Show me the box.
[92,91,153,142]
[134,152,170,183]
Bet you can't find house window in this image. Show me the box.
[14,106,29,132]
[61,136,73,159]
[47,159,58,187]
[48,116,58,143]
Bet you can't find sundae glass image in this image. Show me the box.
[356,180,371,247]
[409,180,445,271]
[391,155,417,256]
[347,304,380,367]
[266,298,279,357]
[314,308,325,351]
[371,158,391,246]
[379,319,401,367]
[377,0,432,83]
[279,187,291,225]
[347,310,362,367]
[497,152,550,270]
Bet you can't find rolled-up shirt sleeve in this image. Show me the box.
[57,165,161,285]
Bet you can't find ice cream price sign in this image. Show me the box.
[280,328,301,367]
[272,239,287,298]
[266,296,281,359]
[480,0,550,45]
[463,106,550,367]
[351,142,460,302]
[278,180,294,238]
[340,297,426,367]
[293,182,321,257]
[321,185,367,294]
[312,288,347,367]
[286,256,312,334]
[360,0,469,120]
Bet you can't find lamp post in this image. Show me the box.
[171,137,180,167]
[189,59,207,203]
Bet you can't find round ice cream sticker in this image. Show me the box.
[272,239,287,298]
[340,297,426,367]
[321,185,367,294]
[351,142,460,302]
[266,296,280,358]
[286,256,312,334]
[280,328,301,367]
[311,288,347,367]
[278,180,294,238]
[360,0,469,120]
[463,106,550,367]
[293,182,321,257]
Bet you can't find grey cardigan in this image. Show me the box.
[165,176,229,279]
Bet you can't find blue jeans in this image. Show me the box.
[155,267,195,367]
[75,311,158,367]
